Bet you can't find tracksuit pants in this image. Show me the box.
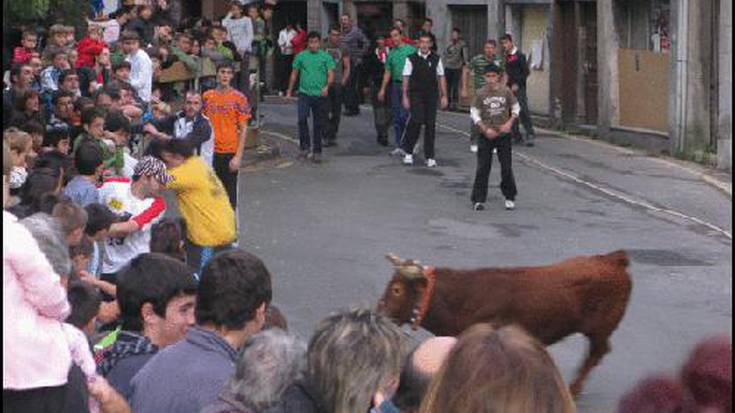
[213,153,239,210]
[390,82,409,147]
[402,94,437,159]
[471,133,517,203]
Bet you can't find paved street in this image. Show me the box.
[239,101,731,412]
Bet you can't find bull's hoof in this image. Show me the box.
[569,382,583,398]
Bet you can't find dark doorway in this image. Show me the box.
[450,5,488,57]
[356,2,393,42]
[323,2,339,33]
[581,2,598,124]
[272,0,308,35]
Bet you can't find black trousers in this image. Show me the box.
[213,153,239,209]
[343,62,362,113]
[471,133,517,203]
[298,95,328,154]
[445,68,461,108]
[371,81,391,140]
[402,94,438,159]
[3,366,89,413]
[511,84,536,141]
[324,84,343,142]
[277,54,294,93]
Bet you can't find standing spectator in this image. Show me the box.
[339,14,369,117]
[121,31,153,103]
[65,142,104,207]
[461,39,504,153]
[291,23,307,55]
[202,62,251,210]
[400,33,448,168]
[97,156,170,285]
[143,90,215,166]
[443,29,468,111]
[413,18,437,53]
[222,2,254,95]
[248,4,269,93]
[210,26,239,62]
[130,249,273,413]
[378,28,416,156]
[202,329,306,413]
[40,51,71,110]
[126,5,156,47]
[392,337,457,413]
[81,203,117,279]
[500,34,536,146]
[322,26,351,147]
[286,32,335,164]
[4,64,36,111]
[276,23,297,95]
[96,253,197,400]
[158,139,236,272]
[419,324,575,413]
[42,24,70,63]
[272,309,405,413]
[470,64,519,211]
[364,33,391,146]
[386,19,415,48]
[76,25,108,69]
[72,107,125,175]
[12,30,38,66]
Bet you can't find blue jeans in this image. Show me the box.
[298,95,327,153]
[390,82,409,147]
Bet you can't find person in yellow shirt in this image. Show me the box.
[159,139,237,273]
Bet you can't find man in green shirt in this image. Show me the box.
[378,27,417,155]
[287,32,335,163]
[461,39,505,153]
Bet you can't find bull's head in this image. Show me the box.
[377,253,429,326]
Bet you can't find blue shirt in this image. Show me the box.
[64,175,100,207]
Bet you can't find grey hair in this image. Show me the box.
[222,328,306,411]
[20,212,71,277]
[307,308,408,413]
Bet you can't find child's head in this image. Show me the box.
[21,30,38,50]
[230,2,244,18]
[82,107,106,139]
[87,24,104,41]
[74,141,104,178]
[104,110,131,146]
[43,127,71,155]
[3,127,34,169]
[69,234,94,276]
[64,26,76,46]
[84,203,116,241]
[211,26,227,43]
[49,24,66,46]
[152,101,171,119]
[50,50,70,70]
[112,60,132,82]
[150,218,186,262]
[120,31,141,55]
[51,196,88,246]
[20,120,45,157]
[138,5,153,20]
[66,281,101,336]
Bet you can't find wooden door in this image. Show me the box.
[450,5,489,58]
[582,1,598,124]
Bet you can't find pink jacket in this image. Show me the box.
[3,211,73,390]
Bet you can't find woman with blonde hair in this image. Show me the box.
[420,323,576,413]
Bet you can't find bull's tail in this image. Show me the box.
[602,250,630,268]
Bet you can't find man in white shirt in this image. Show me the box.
[276,23,297,95]
[98,156,170,285]
[400,33,448,168]
[121,31,153,103]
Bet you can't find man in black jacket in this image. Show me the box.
[500,34,536,147]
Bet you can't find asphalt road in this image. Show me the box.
[238,101,732,412]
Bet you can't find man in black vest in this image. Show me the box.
[500,33,536,147]
[400,34,448,168]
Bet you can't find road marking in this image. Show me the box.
[261,129,299,144]
[436,122,732,240]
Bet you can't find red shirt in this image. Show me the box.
[12,47,34,65]
[76,37,108,68]
[385,36,415,49]
[291,29,307,54]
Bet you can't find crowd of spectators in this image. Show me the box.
[2,1,731,413]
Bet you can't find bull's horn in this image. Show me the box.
[398,265,425,280]
[386,253,404,266]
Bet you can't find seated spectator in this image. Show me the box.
[77,25,108,69]
[127,5,156,47]
[41,51,71,109]
[4,127,35,193]
[9,89,45,128]
[130,249,273,413]
[19,120,46,165]
[51,195,89,246]
[43,126,72,155]
[59,69,82,98]
[392,337,457,413]
[4,64,36,110]
[95,253,197,401]
[419,324,575,413]
[159,139,236,272]
[63,26,77,51]
[74,107,124,174]
[202,329,306,413]
[170,33,200,73]
[12,30,38,66]
[47,90,76,131]
[273,308,406,413]
[150,217,186,262]
[65,142,104,207]
[42,24,69,63]
[112,60,133,84]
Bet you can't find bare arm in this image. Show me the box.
[341,56,351,86]
[286,68,299,97]
[107,220,139,238]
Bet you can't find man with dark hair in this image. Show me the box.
[202,62,252,209]
[82,202,117,279]
[66,281,102,336]
[58,69,81,97]
[400,33,448,168]
[378,28,416,156]
[443,28,469,111]
[322,26,351,147]
[287,31,335,163]
[392,337,456,413]
[3,63,35,110]
[130,249,273,413]
[51,195,88,246]
[120,31,153,103]
[64,142,103,207]
[95,253,197,401]
[159,139,236,273]
[338,14,369,117]
[500,33,536,146]
[47,90,76,132]
[365,32,392,146]
[414,18,437,52]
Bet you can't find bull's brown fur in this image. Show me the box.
[378,250,633,396]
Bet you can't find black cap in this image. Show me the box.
[484,64,501,74]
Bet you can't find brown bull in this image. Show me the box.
[377,250,633,396]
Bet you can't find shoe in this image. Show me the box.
[312,153,322,163]
[470,144,478,153]
[426,158,437,168]
[492,148,497,154]
[390,147,406,157]
[473,202,485,211]
[505,199,515,210]
[278,91,284,97]
[402,154,414,165]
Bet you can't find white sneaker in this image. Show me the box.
[426,158,437,168]
[505,199,515,210]
[403,154,414,165]
[390,147,406,156]
[493,148,498,154]
[470,144,478,153]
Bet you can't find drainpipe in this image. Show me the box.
[675,0,689,153]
